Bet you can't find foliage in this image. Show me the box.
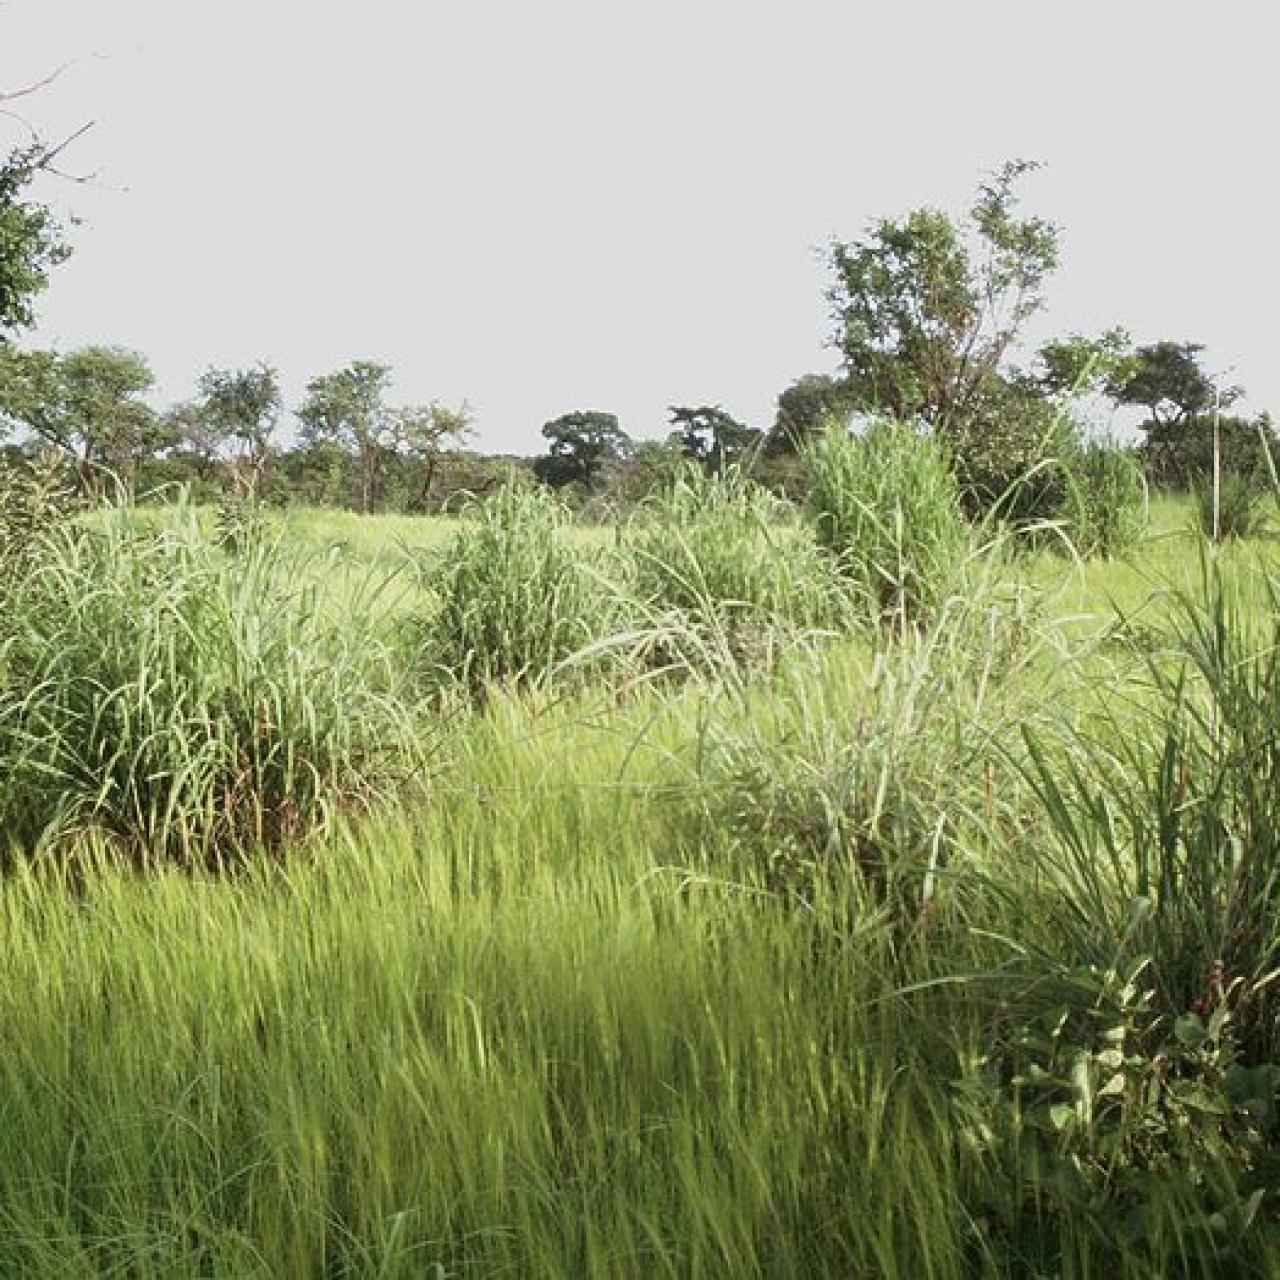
[0,345,161,493]
[805,420,971,628]
[0,502,415,863]
[766,372,858,455]
[0,143,70,339]
[1194,473,1272,541]
[666,404,760,473]
[532,409,631,493]
[196,362,283,500]
[624,466,842,671]
[1107,340,1232,427]
[390,400,474,511]
[0,447,72,592]
[827,160,1058,439]
[297,360,391,513]
[1062,439,1147,558]
[417,482,616,692]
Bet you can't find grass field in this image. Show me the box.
[3,473,1280,1277]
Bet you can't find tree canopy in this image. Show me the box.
[532,411,631,492]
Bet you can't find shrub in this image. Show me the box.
[1062,439,1147,558]
[805,420,970,629]
[418,482,616,692]
[0,501,415,864]
[624,467,843,669]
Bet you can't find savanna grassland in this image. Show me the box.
[3,435,1280,1279]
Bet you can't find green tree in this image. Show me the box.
[766,373,858,455]
[666,404,760,474]
[827,160,1060,498]
[0,144,70,342]
[1102,342,1258,488]
[532,410,631,493]
[298,361,393,513]
[0,344,160,494]
[390,401,475,511]
[197,363,283,499]
[1104,341,1232,428]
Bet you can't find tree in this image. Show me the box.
[532,411,631,492]
[827,160,1059,447]
[197,363,283,499]
[297,361,393,513]
[766,373,859,454]
[1104,341,1234,428]
[0,344,160,494]
[1036,328,1133,400]
[1101,342,1257,488]
[666,404,760,473]
[0,145,70,342]
[390,401,475,511]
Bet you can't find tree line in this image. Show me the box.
[2,141,1274,518]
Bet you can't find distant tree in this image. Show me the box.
[532,410,631,492]
[162,400,224,482]
[391,401,475,510]
[1100,342,1258,488]
[1104,341,1234,428]
[766,374,859,454]
[666,404,760,473]
[197,363,283,499]
[0,344,160,494]
[827,160,1059,462]
[297,361,393,513]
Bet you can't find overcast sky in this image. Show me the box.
[6,0,1277,451]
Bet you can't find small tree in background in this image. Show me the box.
[0,345,160,495]
[666,404,761,474]
[198,363,283,501]
[297,361,392,513]
[391,401,475,511]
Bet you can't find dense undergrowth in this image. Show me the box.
[1,431,1279,1276]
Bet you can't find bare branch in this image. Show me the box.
[0,61,75,105]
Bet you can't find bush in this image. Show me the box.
[624,467,843,669]
[805,420,970,629]
[0,501,415,864]
[418,482,617,692]
[1063,439,1147,558]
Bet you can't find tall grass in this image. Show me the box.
[620,467,845,672]
[416,483,618,693]
[3,496,1280,1274]
[805,419,971,629]
[0,501,417,863]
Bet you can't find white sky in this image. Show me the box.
[6,0,1277,451]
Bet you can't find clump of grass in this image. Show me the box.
[622,467,844,671]
[417,482,618,693]
[805,420,971,629]
[1062,439,1147,558]
[0,500,416,864]
[1194,474,1272,541]
[1014,553,1280,1059]
[692,566,1050,915]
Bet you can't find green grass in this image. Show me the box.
[3,491,1280,1275]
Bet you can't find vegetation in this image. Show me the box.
[5,91,1280,1269]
